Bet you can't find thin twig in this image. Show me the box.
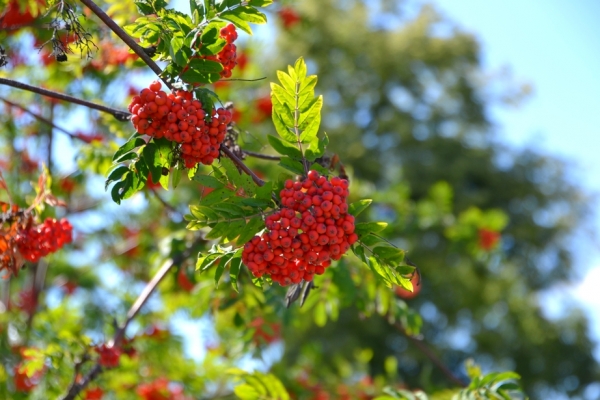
[219,77,267,82]
[242,150,281,161]
[0,78,130,121]
[393,322,467,388]
[0,96,86,141]
[78,0,173,91]
[220,144,265,187]
[149,187,183,218]
[61,253,185,399]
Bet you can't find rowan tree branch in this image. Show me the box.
[78,0,173,91]
[242,149,281,161]
[0,97,97,142]
[0,78,130,120]
[220,144,265,187]
[61,251,189,399]
[393,322,467,388]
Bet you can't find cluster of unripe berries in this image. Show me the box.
[129,81,232,168]
[201,23,238,79]
[16,218,73,262]
[242,170,358,286]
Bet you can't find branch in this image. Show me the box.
[0,78,130,121]
[393,322,467,388]
[220,144,265,187]
[78,0,173,91]
[61,251,188,399]
[0,97,96,142]
[149,187,183,218]
[242,149,281,161]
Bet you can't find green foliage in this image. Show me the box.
[229,368,290,400]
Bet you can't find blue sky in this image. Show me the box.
[431,0,600,358]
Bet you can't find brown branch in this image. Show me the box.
[1,97,80,140]
[78,0,173,91]
[149,187,183,217]
[393,322,467,388]
[220,144,265,187]
[61,252,187,399]
[242,149,281,161]
[0,78,130,121]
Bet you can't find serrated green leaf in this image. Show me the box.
[196,252,221,272]
[224,219,246,241]
[349,199,372,216]
[105,166,130,190]
[304,132,328,161]
[267,135,302,158]
[214,253,234,286]
[220,6,267,35]
[236,216,265,245]
[200,187,235,206]
[255,181,273,201]
[294,57,307,80]
[278,157,305,175]
[248,0,272,6]
[205,221,230,240]
[229,255,242,292]
[373,245,405,264]
[193,174,226,188]
[355,221,388,236]
[272,109,296,143]
[113,136,145,162]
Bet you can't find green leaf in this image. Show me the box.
[199,22,228,55]
[373,245,405,265]
[255,181,273,201]
[349,199,373,216]
[248,0,273,6]
[355,221,388,235]
[278,157,305,175]
[299,96,322,142]
[112,137,145,162]
[271,71,296,95]
[224,219,246,241]
[214,253,234,286]
[193,174,226,189]
[220,6,267,34]
[267,135,302,158]
[229,255,242,292]
[294,57,307,80]
[171,166,182,188]
[142,142,162,183]
[105,166,130,190]
[304,133,328,161]
[271,111,297,143]
[200,187,235,206]
[134,0,154,15]
[111,178,128,204]
[205,221,230,240]
[196,252,222,272]
[187,57,224,73]
[236,216,264,245]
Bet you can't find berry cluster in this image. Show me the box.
[242,170,358,286]
[16,218,73,263]
[129,81,232,168]
[204,24,238,79]
[95,343,121,368]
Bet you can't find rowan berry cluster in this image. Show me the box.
[242,170,358,286]
[204,24,238,78]
[16,218,73,263]
[128,81,232,168]
[95,344,121,368]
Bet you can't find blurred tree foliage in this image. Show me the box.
[266,0,598,398]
